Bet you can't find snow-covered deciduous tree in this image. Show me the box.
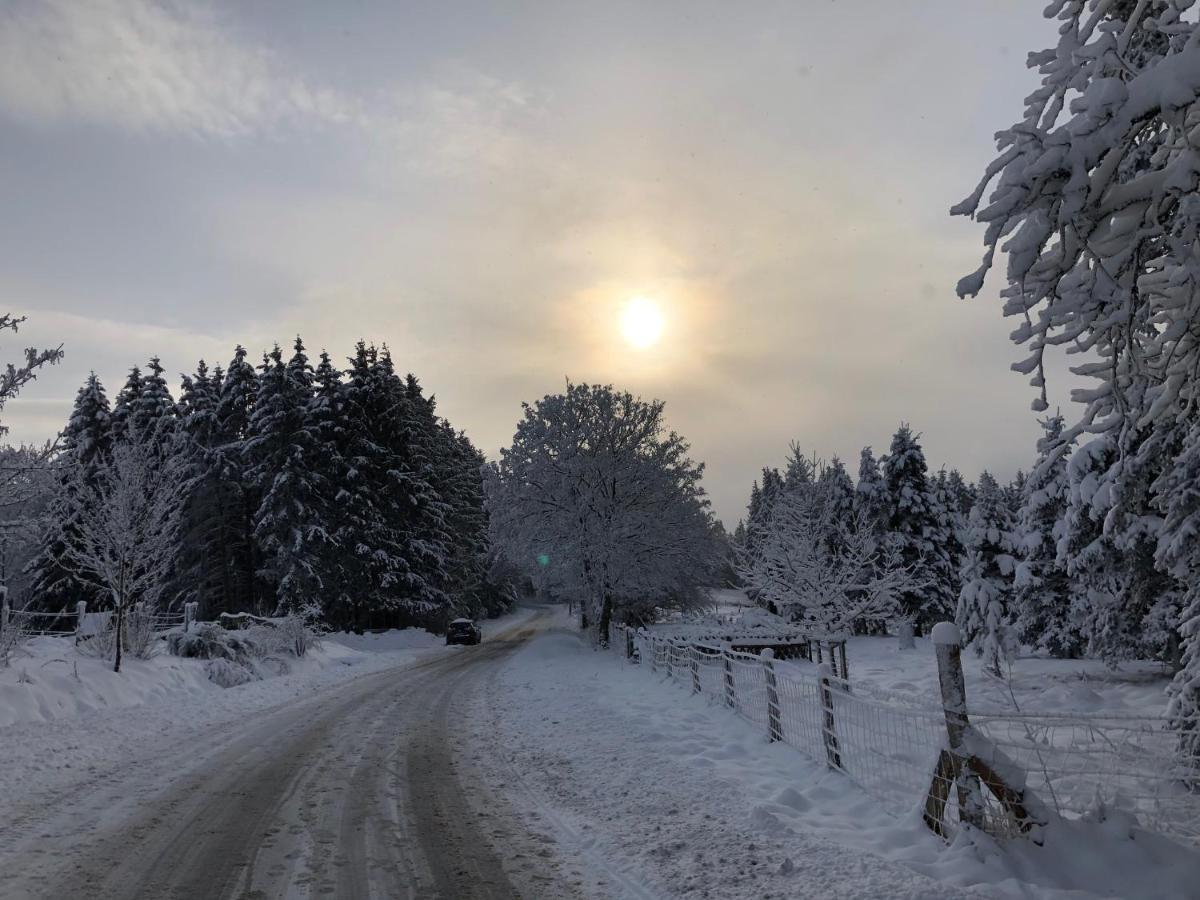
[57,429,188,672]
[737,468,926,635]
[485,381,716,642]
[0,314,63,436]
[955,1,1200,751]
[956,472,1018,677]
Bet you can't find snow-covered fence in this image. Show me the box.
[613,623,1200,848]
[645,622,850,675]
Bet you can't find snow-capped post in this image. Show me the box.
[184,601,198,633]
[818,663,843,770]
[689,645,701,694]
[762,648,783,742]
[932,622,985,830]
[897,618,915,651]
[644,629,656,673]
[837,640,849,684]
[75,601,87,643]
[722,642,736,709]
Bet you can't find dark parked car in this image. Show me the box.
[445,618,482,646]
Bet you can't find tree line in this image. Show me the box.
[737,417,1189,680]
[24,339,513,629]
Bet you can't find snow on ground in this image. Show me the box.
[827,634,1170,718]
[0,607,534,815]
[471,615,1200,900]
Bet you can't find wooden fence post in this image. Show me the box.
[625,626,635,660]
[645,630,657,673]
[184,602,198,633]
[815,641,823,665]
[762,649,783,742]
[932,622,985,830]
[0,587,9,640]
[722,642,736,709]
[838,640,849,684]
[75,601,87,643]
[690,645,701,694]
[818,663,843,769]
[665,641,674,679]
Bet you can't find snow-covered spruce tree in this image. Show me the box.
[24,373,112,610]
[1011,415,1081,656]
[954,1,1200,750]
[854,446,887,530]
[245,340,328,614]
[304,349,352,623]
[956,472,1017,677]
[485,381,716,643]
[881,425,955,629]
[169,360,231,616]
[738,464,925,634]
[929,468,967,617]
[1061,433,1178,665]
[108,366,142,443]
[333,344,450,627]
[1157,419,1200,767]
[58,427,188,672]
[213,346,260,613]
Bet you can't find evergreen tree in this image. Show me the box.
[171,361,229,614]
[23,373,112,609]
[109,366,142,442]
[854,446,886,527]
[956,472,1016,676]
[213,346,259,613]
[1011,416,1080,656]
[881,425,954,628]
[245,338,326,613]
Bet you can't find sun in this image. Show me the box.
[620,296,665,349]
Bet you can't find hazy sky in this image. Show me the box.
[1,0,1058,524]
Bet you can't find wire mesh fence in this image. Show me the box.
[611,624,1200,848]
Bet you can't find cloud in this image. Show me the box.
[0,0,358,137]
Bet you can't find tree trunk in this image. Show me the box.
[598,593,614,647]
[113,600,123,674]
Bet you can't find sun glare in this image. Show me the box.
[620,296,665,349]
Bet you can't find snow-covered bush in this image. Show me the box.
[204,657,257,689]
[168,615,318,687]
[0,612,31,668]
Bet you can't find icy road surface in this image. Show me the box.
[0,612,580,899]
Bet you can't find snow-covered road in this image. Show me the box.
[0,610,581,899]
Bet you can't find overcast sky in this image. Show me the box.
[1,0,1058,524]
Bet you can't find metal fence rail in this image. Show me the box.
[611,624,1200,847]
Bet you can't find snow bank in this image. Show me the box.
[0,625,438,729]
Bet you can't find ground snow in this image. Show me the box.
[0,609,534,818]
[471,615,1200,900]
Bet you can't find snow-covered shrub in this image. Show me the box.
[204,657,256,688]
[275,606,322,658]
[168,616,315,687]
[167,623,256,667]
[0,613,31,667]
[123,604,160,661]
[75,617,119,662]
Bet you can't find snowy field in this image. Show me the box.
[471,614,1200,900]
